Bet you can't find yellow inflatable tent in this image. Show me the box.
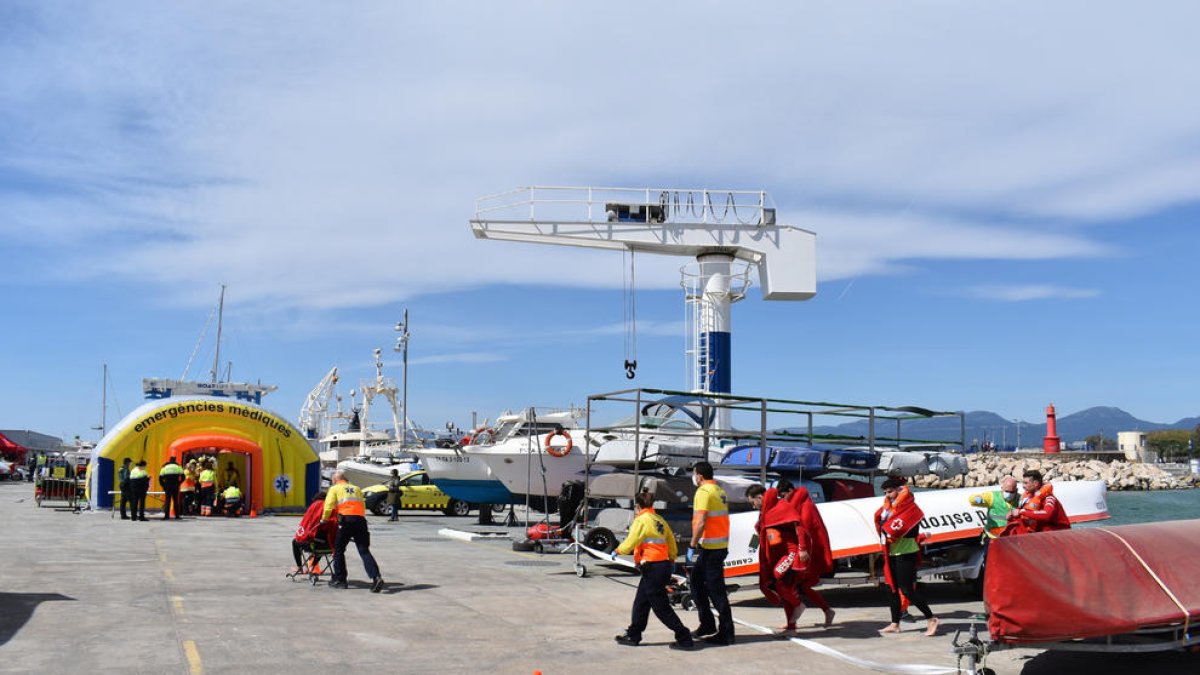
[90,396,319,514]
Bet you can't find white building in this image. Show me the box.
[1118,431,1156,463]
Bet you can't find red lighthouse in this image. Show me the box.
[1043,403,1062,453]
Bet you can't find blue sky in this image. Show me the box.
[3,2,1199,443]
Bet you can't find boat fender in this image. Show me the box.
[544,429,573,457]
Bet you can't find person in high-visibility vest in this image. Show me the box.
[117,457,133,520]
[323,471,384,592]
[688,461,733,645]
[129,460,151,522]
[221,484,243,517]
[180,460,198,516]
[198,461,217,517]
[159,458,185,520]
[612,490,694,650]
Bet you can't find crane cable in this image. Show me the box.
[622,249,637,379]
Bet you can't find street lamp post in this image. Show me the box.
[1015,419,1021,451]
[394,309,410,447]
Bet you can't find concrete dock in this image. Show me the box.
[3,481,1194,674]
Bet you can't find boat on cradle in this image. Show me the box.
[411,444,516,506]
[956,517,1200,672]
[720,479,1110,582]
[469,408,599,507]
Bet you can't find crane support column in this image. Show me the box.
[696,253,734,395]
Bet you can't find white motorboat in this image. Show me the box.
[411,444,516,505]
[472,408,596,501]
[590,396,730,468]
[336,447,420,488]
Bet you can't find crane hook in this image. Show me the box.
[624,359,637,380]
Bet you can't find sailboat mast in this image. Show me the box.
[100,363,107,437]
[211,284,226,384]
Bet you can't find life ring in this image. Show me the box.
[470,427,495,445]
[544,429,573,457]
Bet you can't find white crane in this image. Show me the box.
[470,186,817,429]
[298,366,339,440]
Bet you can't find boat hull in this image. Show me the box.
[413,448,517,504]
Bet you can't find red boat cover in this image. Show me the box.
[986,519,1200,644]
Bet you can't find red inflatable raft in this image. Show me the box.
[985,519,1200,645]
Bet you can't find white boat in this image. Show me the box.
[412,445,516,505]
[471,408,594,501]
[591,396,729,468]
[336,448,420,488]
[721,479,1110,579]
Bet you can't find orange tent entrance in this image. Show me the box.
[169,434,265,516]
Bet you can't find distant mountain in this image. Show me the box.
[808,406,1198,449]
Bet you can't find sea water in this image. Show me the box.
[1102,488,1200,526]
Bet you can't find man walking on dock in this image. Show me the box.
[613,489,694,650]
[688,461,734,646]
[323,471,385,592]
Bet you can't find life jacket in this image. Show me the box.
[693,480,730,549]
[875,485,925,544]
[198,469,216,489]
[1016,483,1071,532]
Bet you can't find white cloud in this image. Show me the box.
[3,2,1199,310]
[961,285,1101,302]
[407,352,508,366]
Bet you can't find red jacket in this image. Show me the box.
[756,488,808,607]
[789,487,833,581]
[295,499,338,545]
[1006,484,1071,535]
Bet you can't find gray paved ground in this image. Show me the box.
[2,481,1195,674]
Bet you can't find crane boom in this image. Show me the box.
[469,187,818,429]
[298,367,339,440]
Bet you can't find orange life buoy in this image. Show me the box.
[470,427,495,444]
[544,429,572,457]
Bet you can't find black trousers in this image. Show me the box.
[627,561,690,643]
[131,489,147,520]
[690,548,733,639]
[886,552,934,623]
[333,516,380,583]
[119,486,131,518]
[162,487,181,518]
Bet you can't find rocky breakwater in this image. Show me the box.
[911,453,1198,491]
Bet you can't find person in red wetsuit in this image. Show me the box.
[787,484,836,628]
[1005,470,1071,535]
[747,481,809,632]
[876,478,939,636]
[291,491,337,574]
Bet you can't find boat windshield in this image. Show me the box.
[607,414,700,432]
[495,420,575,440]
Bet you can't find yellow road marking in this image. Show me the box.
[183,640,203,675]
[171,596,184,614]
[164,567,175,581]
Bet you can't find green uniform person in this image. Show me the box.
[967,476,1019,540]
